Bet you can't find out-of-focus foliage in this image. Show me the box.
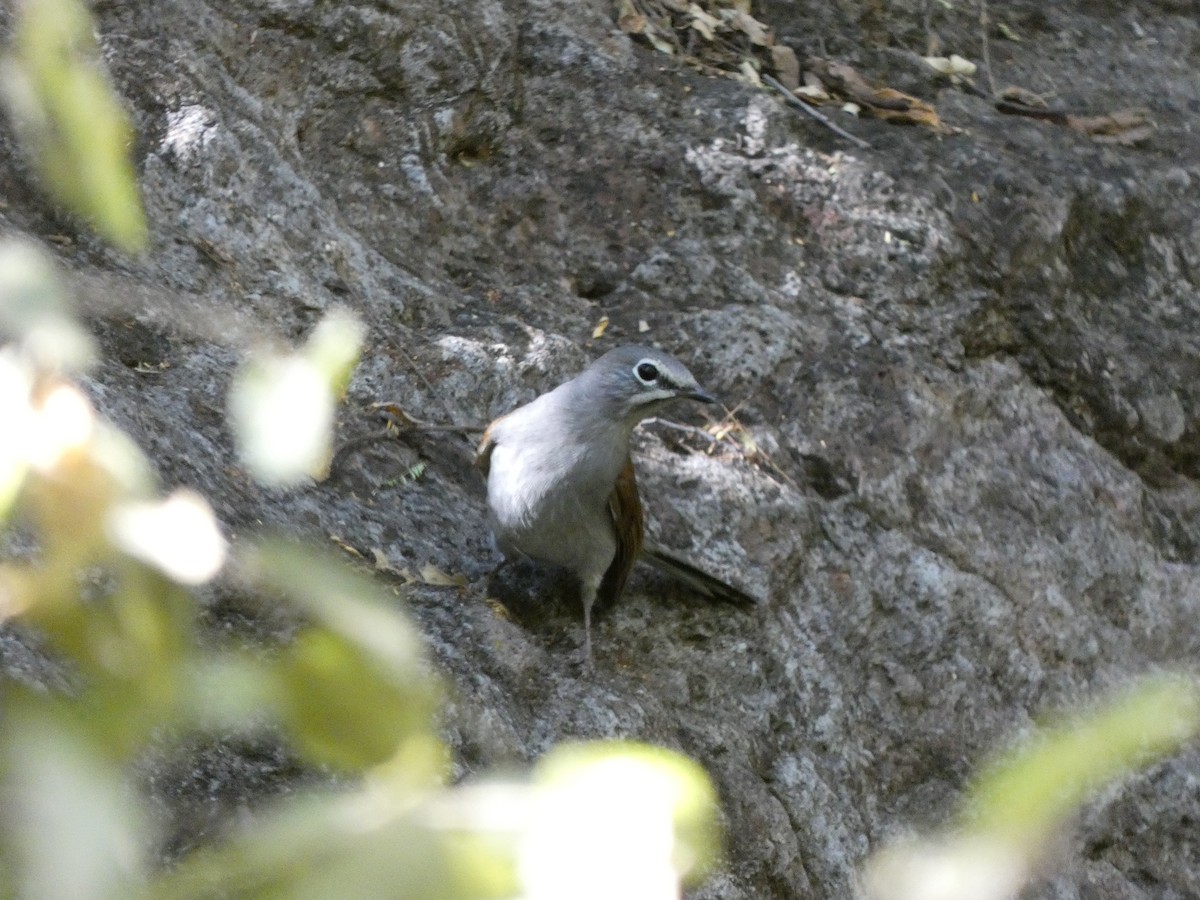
[239,540,443,776]
[228,308,366,486]
[0,5,723,895]
[966,674,1199,844]
[0,241,721,897]
[0,241,95,372]
[2,3,1195,899]
[522,742,722,900]
[0,0,148,252]
[862,675,1200,900]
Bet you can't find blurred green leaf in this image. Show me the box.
[180,651,284,733]
[864,674,1200,900]
[229,350,334,486]
[965,674,1200,847]
[228,309,363,485]
[238,539,443,777]
[0,350,34,523]
[280,627,437,771]
[240,540,427,680]
[304,307,366,401]
[862,833,1025,900]
[0,240,95,371]
[0,236,110,524]
[526,741,722,897]
[2,696,146,900]
[1,0,148,252]
[106,488,227,585]
[148,787,508,900]
[22,394,158,583]
[27,568,193,756]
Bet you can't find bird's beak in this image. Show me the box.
[682,387,717,404]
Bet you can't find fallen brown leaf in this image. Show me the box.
[420,563,469,588]
[330,533,363,558]
[805,57,947,131]
[616,0,646,34]
[1068,109,1155,145]
[997,88,1155,144]
[615,0,799,91]
[771,44,800,91]
[723,8,771,46]
[371,547,398,573]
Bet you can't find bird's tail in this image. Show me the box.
[640,545,762,607]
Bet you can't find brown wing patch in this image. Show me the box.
[597,456,645,612]
[475,418,500,478]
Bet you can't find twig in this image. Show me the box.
[393,422,482,435]
[762,74,872,151]
[979,0,998,97]
[371,401,483,435]
[643,417,721,445]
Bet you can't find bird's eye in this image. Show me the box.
[635,361,660,383]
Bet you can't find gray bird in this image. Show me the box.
[476,344,757,663]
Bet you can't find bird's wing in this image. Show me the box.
[475,418,501,477]
[597,456,645,611]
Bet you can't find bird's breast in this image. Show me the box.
[485,427,624,575]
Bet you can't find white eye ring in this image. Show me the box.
[633,359,660,383]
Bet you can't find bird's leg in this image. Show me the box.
[583,602,593,670]
[578,579,599,671]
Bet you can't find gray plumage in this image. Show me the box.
[477,344,755,664]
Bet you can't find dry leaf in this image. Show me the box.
[723,9,771,46]
[330,534,363,558]
[688,3,721,41]
[372,401,423,430]
[996,88,1154,144]
[592,316,610,339]
[371,548,398,573]
[872,101,941,128]
[998,86,1049,109]
[419,564,468,588]
[647,30,677,55]
[922,54,977,78]
[739,59,762,87]
[771,44,800,91]
[618,0,802,92]
[485,597,514,620]
[1068,109,1155,145]
[797,70,831,102]
[807,57,947,131]
[996,21,1022,41]
[616,0,646,34]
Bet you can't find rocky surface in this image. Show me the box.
[3,0,1200,896]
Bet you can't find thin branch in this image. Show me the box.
[392,422,483,435]
[979,0,998,97]
[762,74,872,151]
[370,402,484,435]
[643,417,721,444]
